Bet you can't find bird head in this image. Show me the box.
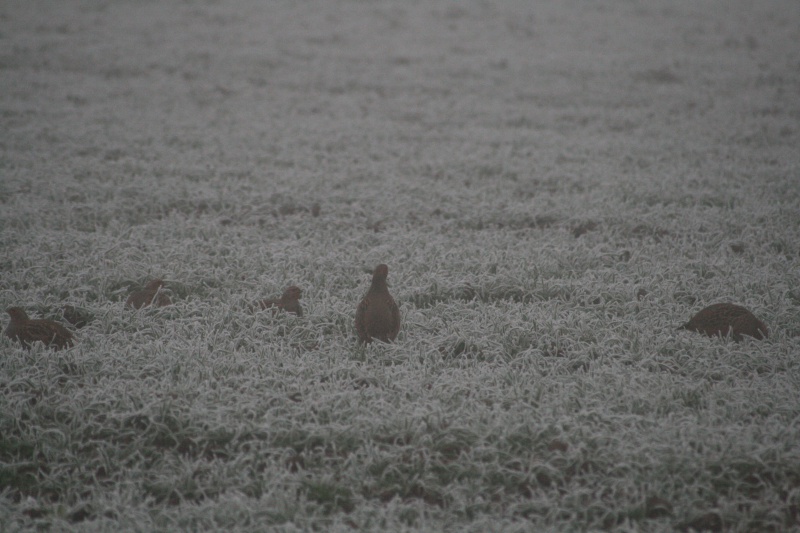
[145,279,165,290]
[284,286,302,300]
[6,307,29,322]
[373,264,389,282]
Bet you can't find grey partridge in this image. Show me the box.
[355,264,400,343]
[679,302,768,341]
[257,285,303,317]
[125,279,172,309]
[5,307,74,350]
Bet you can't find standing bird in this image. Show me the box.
[355,264,401,344]
[679,303,768,341]
[256,285,303,317]
[5,307,74,350]
[125,279,172,309]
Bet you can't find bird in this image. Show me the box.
[355,264,401,343]
[679,303,768,341]
[5,307,74,350]
[256,285,303,317]
[125,279,172,309]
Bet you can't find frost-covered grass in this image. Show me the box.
[2,0,800,531]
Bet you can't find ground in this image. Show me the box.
[1,1,799,531]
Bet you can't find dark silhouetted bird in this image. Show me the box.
[125,279,172,309]
[5,307,74,350]
[355,264,400,343]
[679,303,768,341]
[257,285,303,317]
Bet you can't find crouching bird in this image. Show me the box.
[679,303,768,341]
[355,264,400,343]
[257,285,303,317]
[125,279,172,309]
[5,307,74,350]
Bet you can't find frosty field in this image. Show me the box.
[1,0,800,531]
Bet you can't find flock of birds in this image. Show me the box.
[4,264,401,350]
[4,264,769,351]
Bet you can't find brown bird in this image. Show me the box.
[355,264,401,343]
[679,303,768,341]
[256,285,303,317]
[5,307,74,350]
[125,279,172,309]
